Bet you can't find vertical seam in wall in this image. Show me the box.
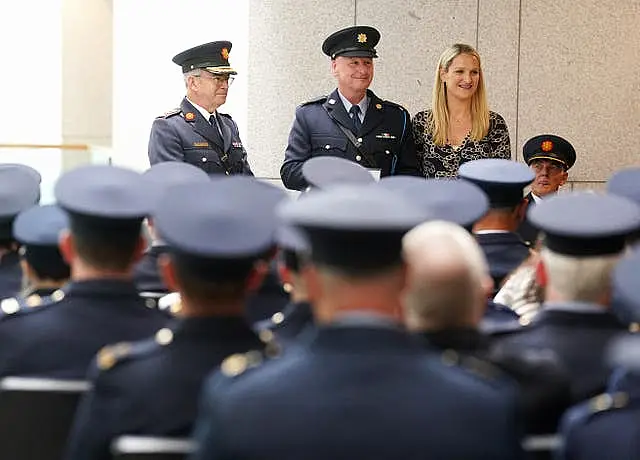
[475,0,480,49]
[514,0,523,161]
[354,0,357,24]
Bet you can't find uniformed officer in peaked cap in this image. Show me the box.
[4,204,70,311]
[66,177,287,460]
[0,164,41,300]
[280,25,420,191]
[560,249,640,460]
[458,159,534,292]
[133,162,209,300]
[518,134,577,244]
[148,41,253,176]
[191,184,523,460]
[0,165,168,379]
[495,192,640,404]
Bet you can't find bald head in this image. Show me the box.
[402,221,492,331]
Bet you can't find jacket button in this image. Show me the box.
[201,157,207,162]
[357,138,363,143]
[325,144,331,149]
[385,150,390,154]
[355,155,362,161]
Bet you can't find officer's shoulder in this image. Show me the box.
[382,100,410,114]
[0,290,65,320]
[219,350,266,379]
[95,336,161,373]
[439,348,504,382]
[217,112,234,120]
[587,392,629,416]
[299,95,327,107]
[156,107,182,119]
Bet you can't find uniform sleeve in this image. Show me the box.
[280,106,312,191]
[488,113,512,160]
[190,372,229,460]
[148,118,184,165]
[393,108,420,177]
[230,119,254,176]
[64,366,117,460]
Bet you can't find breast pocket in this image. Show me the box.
[310,136,348,158]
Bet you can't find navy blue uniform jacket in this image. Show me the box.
[191,326,523,460]
[476,232,531,293]
[280,89,420,190]
[0,251,21,300]
[65,316,264,460]
[0,279,168,379]
[148,98,253,176]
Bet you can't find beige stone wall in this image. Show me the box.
[246,0,640,188]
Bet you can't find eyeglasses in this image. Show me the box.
[530,160,564,175]
[195,72,235,86]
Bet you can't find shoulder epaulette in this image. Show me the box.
[299,95,327,107]
[382,100,409,113]
[220,350,264,378]
[0,289,66,319]
[440,349,502,381]
[96,327,175,372]
[157,107,181,119]
[588,392,629,415]
[218,112,232,119]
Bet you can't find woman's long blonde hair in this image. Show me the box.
[429,44,490,146]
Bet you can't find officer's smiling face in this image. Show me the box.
[332,56,374,97]
[440,53,480,101]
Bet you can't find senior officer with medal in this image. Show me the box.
[280,26,420,191]
[148,41,253,176]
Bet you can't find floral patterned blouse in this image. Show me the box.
[412,109,511,178]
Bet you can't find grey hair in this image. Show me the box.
[540,248,619,303]
[183,68,202,86]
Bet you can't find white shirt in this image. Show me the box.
[337,90,368,123]
[530,193,543,204]
[186,97,223,136]
[474,230,511,235]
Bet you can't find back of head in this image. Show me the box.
[54,165,151,273]
[402,220,490,330]
[0,165,41,249]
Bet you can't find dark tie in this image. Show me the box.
[209,114,223,143]
[349,105,362,133]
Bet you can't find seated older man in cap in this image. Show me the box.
[495,192,640,404]
[0,165,168,379]
[148,41,253,176]
[517,134,576,245]
[458,159,535,294]
[191,185,523,460]
[65,177,286,460]
[0,165,41,299]
[558,250,640,460]
[280,26,419,191]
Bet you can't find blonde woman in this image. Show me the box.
[413,44,511,178]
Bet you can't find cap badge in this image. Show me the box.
[357,33,367,43]
[185,112,196,121]
[221,48,230,60]
[541,140,554,152]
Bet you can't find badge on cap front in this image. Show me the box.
[357,34,367,43]
[221,48,229,60]
[541,140,554,152]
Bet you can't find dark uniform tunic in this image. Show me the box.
[422,328,571,433]
[148,98,253,176]
[476,231,531,292]
[280,89,419,191]
[65,316,264,460]
[495,303,627,404]
[0,279,169,379]
[191,326,524,460]
[132,245,168,295]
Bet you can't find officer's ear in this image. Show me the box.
[558,170,569,188]
[159,254,179,292]
[58,229,75,266]
[330,58,338,76]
